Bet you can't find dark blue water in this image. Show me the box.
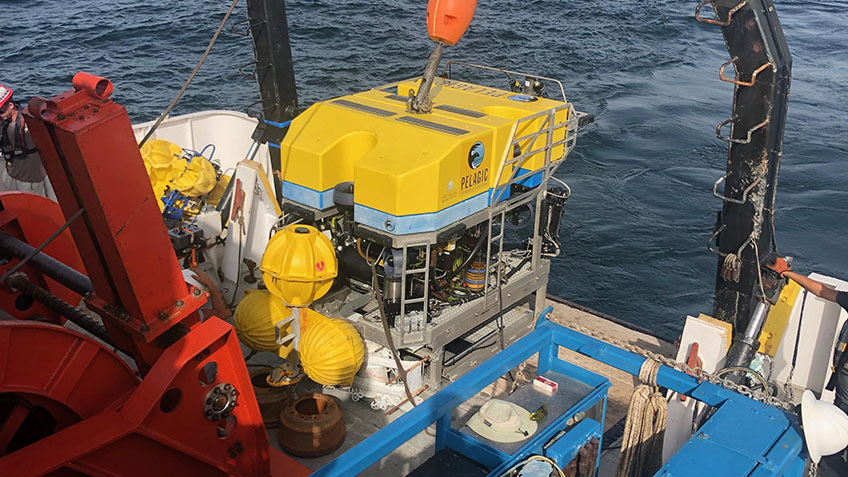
[3,0,846,340]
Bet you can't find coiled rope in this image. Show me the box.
[616,359,668,477]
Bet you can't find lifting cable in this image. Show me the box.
[370,263,417,407]
[138,0,241,148]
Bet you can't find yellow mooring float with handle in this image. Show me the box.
[260,224,338,306]
[298,308,364,387]
[242,224,363,387]
[233,289,295,359]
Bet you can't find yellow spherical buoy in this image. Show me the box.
[260,225,338,306]
[171,155,217,197]
[139,138,217,204]
[140,139,183,203]
[233,290,294,359]
[299,309,364,386]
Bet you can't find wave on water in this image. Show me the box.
[2,0,845,340]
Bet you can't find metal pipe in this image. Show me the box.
[723,300,771,384]
[743,300,770,343]
[245,139,261,162]
[0,232,93,296]
[0,207,85,288]
[409,42,443,113]
[7,273,115,348]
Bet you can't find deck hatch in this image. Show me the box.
[396,116,470,136]
[434,104,486,118]
[332,99,396,117]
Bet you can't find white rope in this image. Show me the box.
[616,359,668,477]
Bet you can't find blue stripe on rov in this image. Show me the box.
[282,181,335,210]
[354,190,490,235]
[282,167,543,234]
[516,168,542,188]
[489,168,543,204]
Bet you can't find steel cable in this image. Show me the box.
[138,0,241,147]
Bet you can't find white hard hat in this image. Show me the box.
[801,389,848,463]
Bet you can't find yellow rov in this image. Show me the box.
[277,63,577,240]
[273,64,582,387]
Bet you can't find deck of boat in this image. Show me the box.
[257,298,677,475]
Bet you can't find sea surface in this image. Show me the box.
[2,0,846,340]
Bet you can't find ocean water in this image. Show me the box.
[2,0,846,340]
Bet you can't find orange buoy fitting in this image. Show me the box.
[260,224,338,307]
[72,72,114,100]
[426,0,477,46]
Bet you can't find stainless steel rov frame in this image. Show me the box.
[313,65,579,389]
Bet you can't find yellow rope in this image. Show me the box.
[615,359,668,477]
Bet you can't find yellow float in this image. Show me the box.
[299,308,364,387]
[260,225,338,306]
[233,289,295,359]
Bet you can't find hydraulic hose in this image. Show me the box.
[0,232,93,297]
[7,274,120,351]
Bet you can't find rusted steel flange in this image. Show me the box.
[278,393,345,457]
[249,367,293,427]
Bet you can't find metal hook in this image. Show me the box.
[716,115,770,144]
[719,57,772,87]
[238,60,258,80]
[696,0,747,27]
[713,172,762,204]
[734,233,756,258]
[231,18,265,37]
[708,224,727,257]
[709,225,756,261]
[231,18,252,37]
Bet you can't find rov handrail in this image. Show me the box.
[444,61,568,102]
[490,103,577,207]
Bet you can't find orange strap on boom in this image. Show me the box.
[426,0,477,46]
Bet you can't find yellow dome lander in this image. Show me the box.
[299,309,364,387]
[260,225,338,306]
[139,138,217,207]
[233,289,294,359]
[171,154,216,197]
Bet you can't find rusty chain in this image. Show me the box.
[558,320,797,413]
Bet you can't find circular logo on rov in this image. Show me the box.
[469,142,485,169]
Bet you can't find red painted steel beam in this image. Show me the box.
[23,75,200,354]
